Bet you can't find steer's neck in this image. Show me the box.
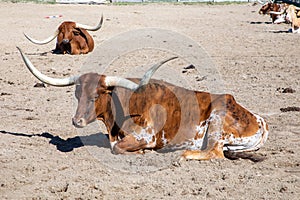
[291,11,297,23]
[100,93,119,144]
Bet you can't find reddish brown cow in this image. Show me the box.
[18,48,269,161]
[259,3,288,23]
[24,15,103,55]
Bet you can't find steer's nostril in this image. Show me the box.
[62,39,69,44]
[72,117,86,128]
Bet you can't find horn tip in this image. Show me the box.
[16,46,22,52]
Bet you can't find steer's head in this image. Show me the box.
[259,3,272,15]
[72,73,111,128]
[58,22,78,44]
[56,22,78,54]
[23,15,104,49]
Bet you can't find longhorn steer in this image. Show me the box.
[24,15,103,55]
[259,2,289,24]
[18,48,269,161]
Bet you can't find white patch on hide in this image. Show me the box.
[190,121,209,150]
[132,127,156,145]
[223,114,269,152]
[161,130,168,146]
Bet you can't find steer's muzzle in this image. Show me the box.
[72,117,87,128]
[62,39,70,44]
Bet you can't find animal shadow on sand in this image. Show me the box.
[25,51,50,56]
[0,130,266,162]
[249,21,273,24]
[249,21,291,33]
[268,30,291,33]
[0,130,111,152]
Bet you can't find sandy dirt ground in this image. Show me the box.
[0,2,299,199]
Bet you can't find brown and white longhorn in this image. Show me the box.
[18,47,269,161]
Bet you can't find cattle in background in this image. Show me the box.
[270,5,300,33]
[286,5,300,33]
[258,2,289,23]
[24,15,103,55]
[18,47,269,161]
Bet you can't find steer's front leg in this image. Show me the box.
[111,134,148,155]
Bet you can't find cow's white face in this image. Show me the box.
[286,12,292,23]
[285,6,297,23]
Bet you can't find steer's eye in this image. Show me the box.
[73,31,80,36]
[90,95,99,102]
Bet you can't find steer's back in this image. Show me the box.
[111,79,268,152]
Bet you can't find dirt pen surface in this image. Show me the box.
[0,2,299,199]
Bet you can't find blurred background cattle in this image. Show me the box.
[258,0,300,32]
[24,15,103,54]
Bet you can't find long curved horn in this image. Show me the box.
[269,10,285,15]
[138,56,178,87]
[294,6,300,10]
[105,56,178,91]
[257,0,265,5]
[76,15,104,31]
[105,76,139,90]
[17,47,79,87]
[23,30,59,45]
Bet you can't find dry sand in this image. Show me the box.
[0,2,299,199]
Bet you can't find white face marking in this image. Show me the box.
[104,76,110,87]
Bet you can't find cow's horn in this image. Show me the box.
[294,6,300,10]
[138,56,178,87]
[105,56,178,91]
[269,10,285,15]
[17,47,79,87]
[257,0,265,5]
[105,76,139,90]
[76,15,103,31]
[23,30,59,45]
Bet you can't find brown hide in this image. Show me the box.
[259,3,281,23]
